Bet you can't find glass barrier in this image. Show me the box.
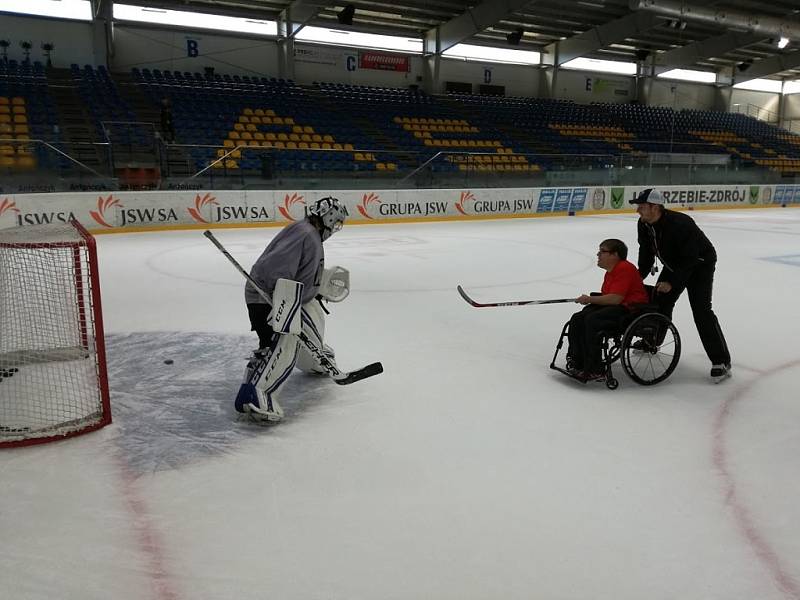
[1,139,796,194]
[0,138,118,194]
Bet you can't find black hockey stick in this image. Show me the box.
[457,285,575,308]
[204,230,383,385]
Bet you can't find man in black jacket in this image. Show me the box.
[630,188,731,382]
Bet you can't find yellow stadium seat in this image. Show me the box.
[253,132,264,141]
[0,123,10,134]
[284,117,295,125]
[333,143,343,150]
[246,124,257,132]
[0,156,15,167]
[243,108,254,115]
[312,134,322,142]
[265,133,277,141]
[274,141,285,149]
[265,109,276,116]
[343,143,354,151]
[289,133,300,141]
[323,135,334,143]
[303,126,314,134]
[11,97,24,106]
[241,132,253,141]
[376,163,386,170]
[262,116,273,124]
[224,160,238,169]
[239,116,250,124]
[254,109,265,116]
[234,123,245,131]
[223,139,235,148]
[286,141,297,149]
[298,142,309,149]
[310,142,320,149]
[277,133,288,141]
[248,140,260,147]
[321,143,331,150]
[0,97,8,105]
[250,116,262,124]
[0,115,10,124]
[292,125,303,133]
[0,106,9,114]
[273,117,284,125]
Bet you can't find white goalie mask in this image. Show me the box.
[309,196,348,241]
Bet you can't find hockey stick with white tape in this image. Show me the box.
[457,285,575,308]
[204,230,383,385]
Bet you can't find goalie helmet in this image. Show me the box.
[309,197,348,241]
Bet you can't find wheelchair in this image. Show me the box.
[549,301,681,390]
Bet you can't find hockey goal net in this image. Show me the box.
[0,220,111,447]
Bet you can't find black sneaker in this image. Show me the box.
[581,371,606,382]
[631,339,658,352]
[710,363,732,383]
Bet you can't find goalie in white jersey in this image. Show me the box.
[237,197,350,422]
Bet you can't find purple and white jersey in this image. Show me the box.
[245,219,324,305]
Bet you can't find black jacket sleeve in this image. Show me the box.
[637,220,655,279]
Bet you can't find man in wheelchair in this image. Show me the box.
[565,238,649,381]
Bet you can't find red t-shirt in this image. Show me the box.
[602,260,649,306]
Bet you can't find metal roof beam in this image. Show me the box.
[735,51,800,83]
[551,11,662,65]
[655,31,766,69]
[280,0,325,37]
[424,0,533,55]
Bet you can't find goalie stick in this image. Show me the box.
[457,285,575,308]
[203,230,383,385]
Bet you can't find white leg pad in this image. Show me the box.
[295,299,337,374]
[236,333,299,420]
[271,278,304,335]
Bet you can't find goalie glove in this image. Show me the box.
[318,266,350,302]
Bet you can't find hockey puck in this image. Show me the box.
[164,359,174,365]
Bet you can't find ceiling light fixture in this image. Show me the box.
[778,37,790,49]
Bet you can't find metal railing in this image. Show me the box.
[731,103,779,123]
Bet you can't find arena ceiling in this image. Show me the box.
[114,0,800,82]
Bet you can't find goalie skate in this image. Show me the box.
[235,383,284,422]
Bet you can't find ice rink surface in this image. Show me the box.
[2,208,799,600]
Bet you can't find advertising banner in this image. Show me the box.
[0,184,794,233]
[359,52,410,72]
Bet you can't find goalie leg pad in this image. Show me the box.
[235,334,299,420]
[295,300,337,374]
[271,278,304,335]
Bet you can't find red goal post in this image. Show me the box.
[0,220,111,447]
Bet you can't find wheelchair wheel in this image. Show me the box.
[620,313,681,386]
